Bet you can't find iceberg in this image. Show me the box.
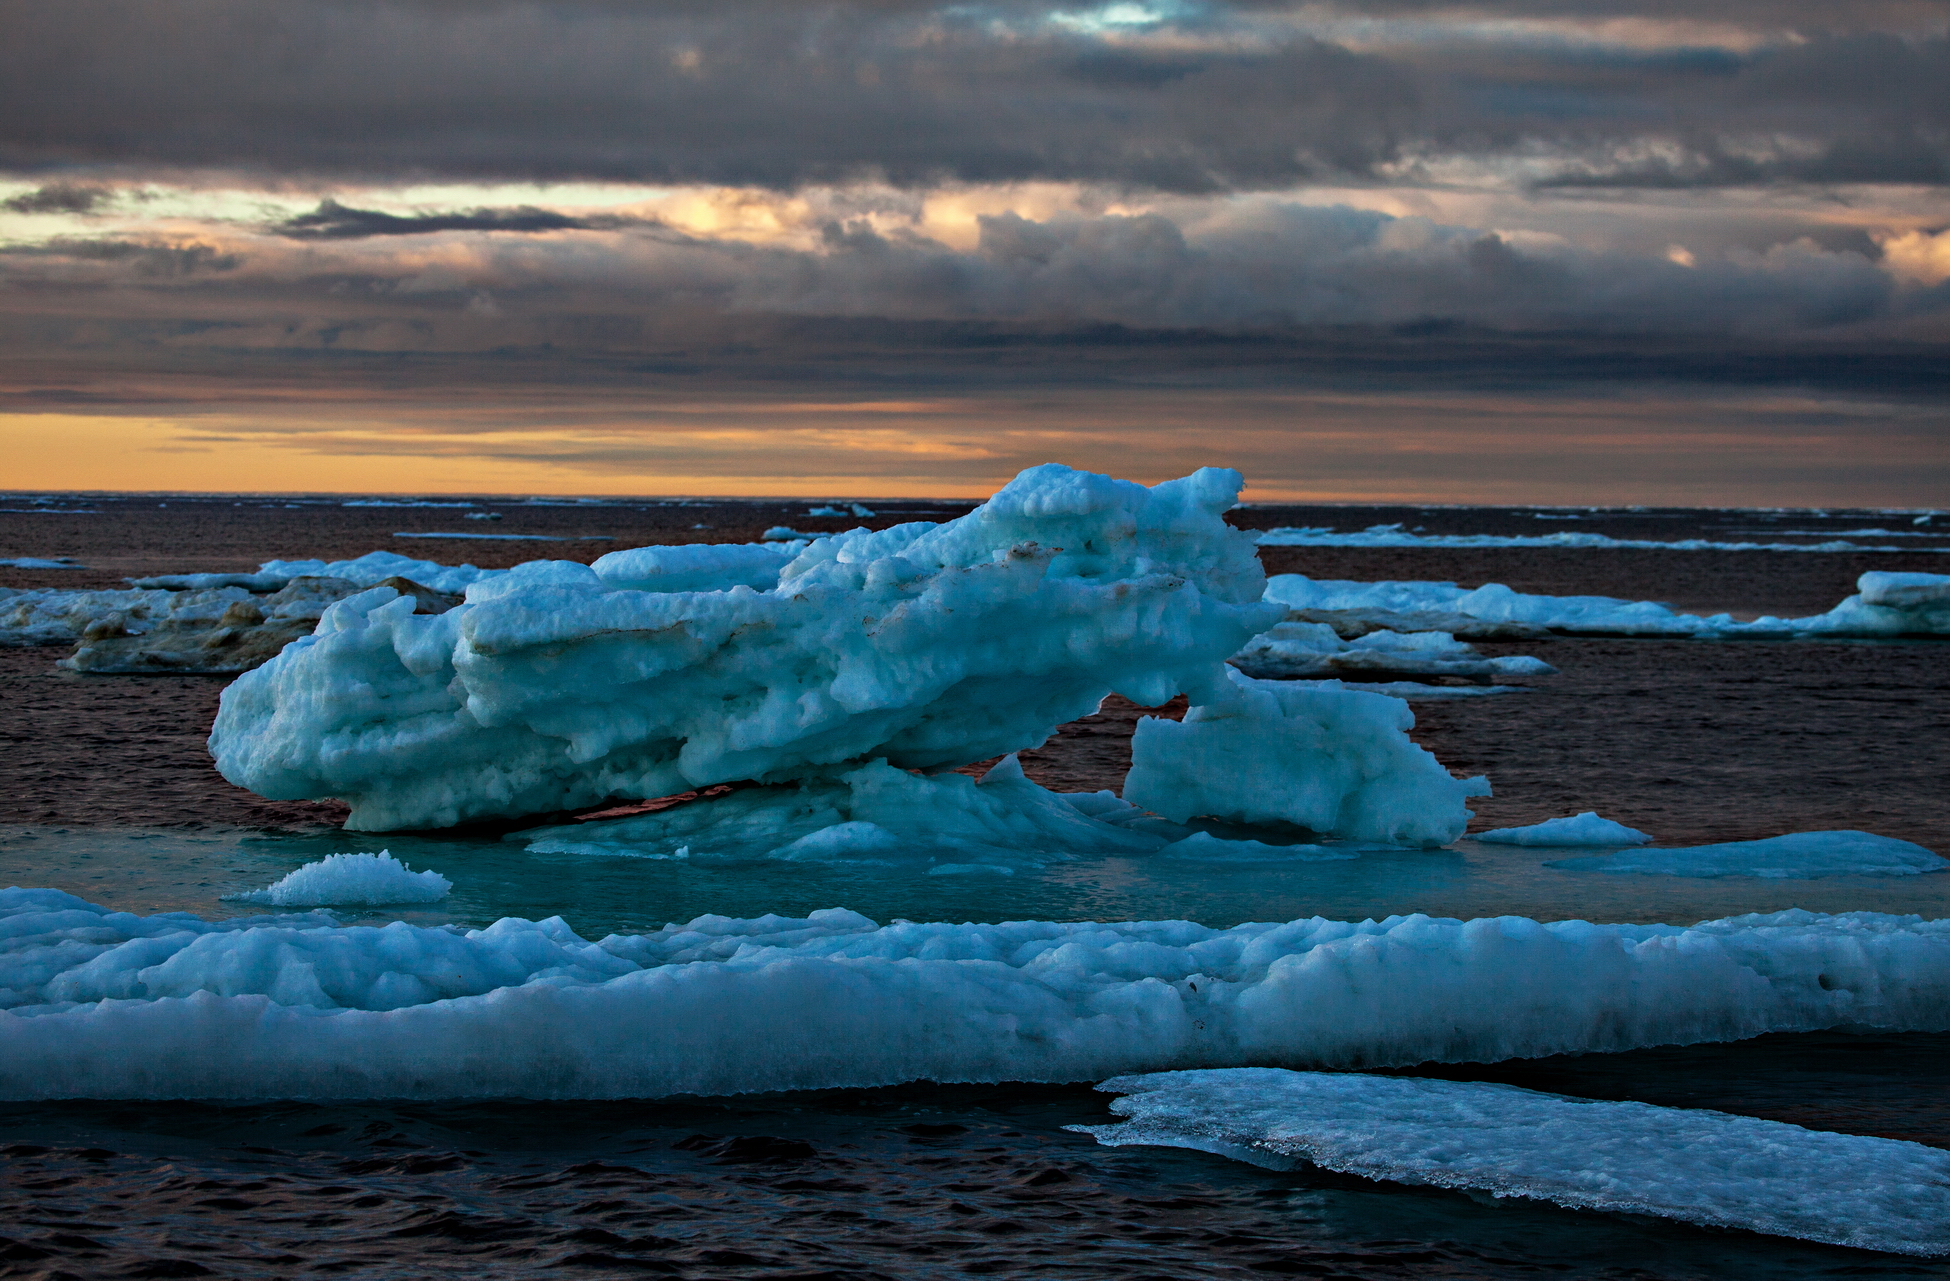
[211,465,1283,830]
[1123,670,1489,846]
[4,892,1949,1099]
[1079,1069,1950,1256]
[1475,813,1652,846]
[224,851,452,907]
[1549,831,1947,878]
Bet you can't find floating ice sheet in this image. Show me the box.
[1476,813,1653,846]
[1549,831,1947,878]
[1078,1069,1950,1256]
[7,892,1947,1099]
[1264,571,1950,637]
[0,557,82,569]
[223,851,452,907]
[1256,524,1948,554]
[1229,619,1556,683]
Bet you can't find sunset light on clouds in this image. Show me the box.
[3,0,1946,501]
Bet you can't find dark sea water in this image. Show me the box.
[2,495,1947,1279]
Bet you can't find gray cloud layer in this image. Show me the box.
[3,0,1946,191]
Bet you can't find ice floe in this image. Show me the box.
[1078,1069,1950,1256]
[1256,524,1947,554]
[2,585,254,648]
[1124,670,1489,847]
[0,557,82,569]
[4,894,1948,1099]
[1475,813,1653,846]
[1264,571,1950,637]
[1548,831,1947,878]
[223,852,452,907]
[1230,618,1555,683]
[211,465,1282,830]
[133,550,498,595]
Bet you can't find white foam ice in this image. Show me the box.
[5,891,1950,1100]
[1077,1069,1950,1256]
[1475,813,1653,846]
[1264,571,1950,637]
[1255,524,1946,554]
[1124,670,1490,847]
[1548,831,1947,878]
[224,852,452,907]
[1230,619,1556,682]
[210,465,1282,830]
[518,755,1173,866]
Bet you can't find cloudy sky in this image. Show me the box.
[3,0,1947,501]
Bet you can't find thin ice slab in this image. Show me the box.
[1080,1068,1950,1256]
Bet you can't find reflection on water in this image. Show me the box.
[6,822,1947,937]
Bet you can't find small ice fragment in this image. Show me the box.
[1475,813,1652,846]
[223,851,452,906]
[1548,830,1946,878]
[1078,1069,1950,1256]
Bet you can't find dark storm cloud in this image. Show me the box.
[2,0,1944,192]
[3,182,112,214]
[275,199,644,238]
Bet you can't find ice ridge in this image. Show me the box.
[5,892,1948,1099]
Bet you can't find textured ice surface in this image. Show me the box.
[2,585,253,646]
[224,852,452,907]
[56,577,380,674]
[519,755,1172,865]
[5,893,1950,1099]
[1549,831,1948,878]
[1230,620,1556,683]
[1124,670,1489,846]
[1079,1069,1950,1256]
[1256,525,1944,555]
[211,465,1282,830]
[589,542,793,594]
[1476,813,1653,847]
[1264,571,1950,637]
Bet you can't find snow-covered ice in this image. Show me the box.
[211,465,1282,830]
[1256,524,1946,555]
[5,892,1949,1099]
[1078,1069,1950,1256]
[1230,619,1555,682]
[1475,813,1653,846]
[223,852,452,907]
[1124,670,1489,846]
[589,542,793,594]
[519,755,1172,865]
[1548,831,1947,878]
[1264,571,1950,637]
